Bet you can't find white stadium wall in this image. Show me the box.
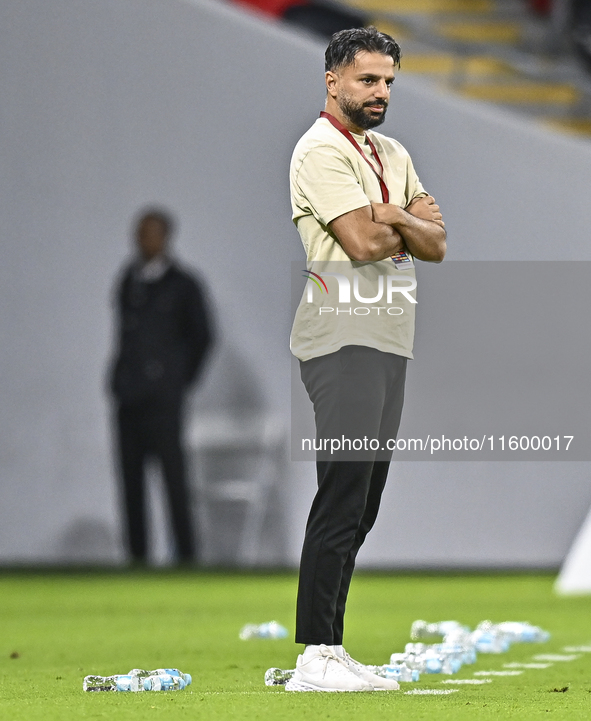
[1,0,591,566]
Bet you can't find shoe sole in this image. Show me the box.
[352,672,400,691]
[346,664,400,691]
[284,679,372,692]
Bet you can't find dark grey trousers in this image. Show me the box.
[116,400,196,563]
[296,345,407,645]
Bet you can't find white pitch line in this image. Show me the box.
[405,689,458,695]
[441,679,491,685]
[533,654,580,662]
[200,691,282,696]
[474,670,523,676]
[563,646,591,653]
[503,662,553,669]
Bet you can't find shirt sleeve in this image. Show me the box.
[405,153,427,205]
[293,145,371,226]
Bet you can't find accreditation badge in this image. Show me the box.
[391,250,415,270]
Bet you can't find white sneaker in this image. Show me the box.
[339,648,400,691]
[284,645,374,692]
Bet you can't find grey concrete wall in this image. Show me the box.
[0,0,590,565]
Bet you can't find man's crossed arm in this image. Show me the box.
[329,195,447,263]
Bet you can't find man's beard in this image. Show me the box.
[338,94,388,130]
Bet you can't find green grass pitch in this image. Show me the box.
[1,570,591,720]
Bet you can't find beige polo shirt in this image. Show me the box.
[290,116,427,361]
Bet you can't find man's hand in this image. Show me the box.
[371,202,404,227]
[406,195,444,227]
[371,200,446,263]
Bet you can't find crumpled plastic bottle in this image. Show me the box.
[84,668,191,692]
[264,667,295,685]
[83,675,138,692]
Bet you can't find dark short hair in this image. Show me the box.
[325,26,401,73]
[136,206,176,238]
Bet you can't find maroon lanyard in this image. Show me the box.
[320,111,389,204]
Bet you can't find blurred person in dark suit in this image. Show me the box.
[109,207,213,564]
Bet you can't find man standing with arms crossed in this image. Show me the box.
[287,27,446,692]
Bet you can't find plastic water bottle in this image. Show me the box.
[471,622,510,654]
[404,642,427,654]
[495,622,550,643]
[128,668,192,687]
[84,668,190,692]
[395,642,468,675]
[410,620,469,640]
[127,669,153,691]
[433,643,466,673]
[387,664,419,682]
[442,630,478,664]
[423,649,445,674]
[390,652,407,665]
[239,621,288,640]
[264,668,295,686]
[366,663,419,682]
[143,674,185,691]
[391,649,443,674]
[83,675,137,692]
[404,643,447,674]
[149,668,192,686]
[441,656,462,674]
